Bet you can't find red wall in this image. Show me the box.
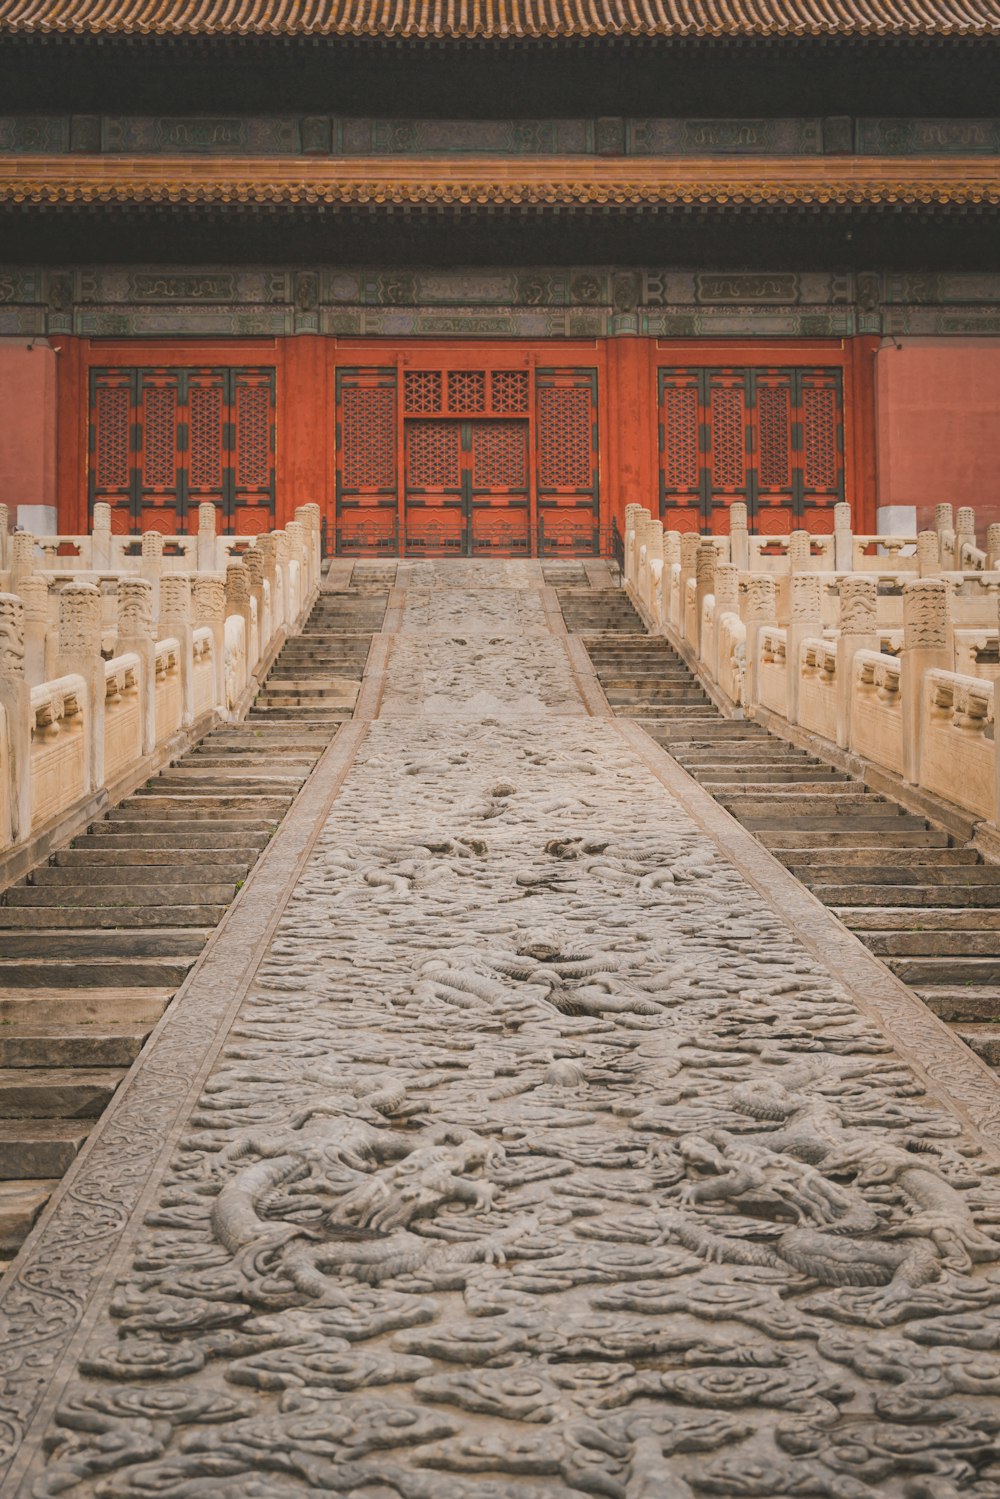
[877,338,1000,531]
[0,340,57,521]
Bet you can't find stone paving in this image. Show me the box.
[4,561,1000,1497]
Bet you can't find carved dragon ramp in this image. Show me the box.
[5,559,1000,1499]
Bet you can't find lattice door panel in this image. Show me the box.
[469,420,530,556]
[89,366,276,534]
[90,370,134,534]
[404,419,465,556]
[336,367,398,556]
[231,370,276,535]
[536,368,599,556]
[658,366,845,534]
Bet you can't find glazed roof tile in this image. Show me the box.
[2,154,998,204]
[0,0,997,36]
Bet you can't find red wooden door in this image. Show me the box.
[468,420,529,555]
[404,419,465,555]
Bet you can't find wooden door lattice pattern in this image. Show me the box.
[337,359,600,558]
[89,367,275,534]
[658,367,844,534]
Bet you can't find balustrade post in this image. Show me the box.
[10,532,35,595]
[901,577,953,784]
[285,521,308,627]
[192,575,227,711]
[160,574,194,729]
[116,577,157,755]
[197,502,218,573]
[788,529,811,574]
[956,506,976,568]
[0,594,30,844]
[695,541,716,657]
[623,503,644,587]
[833,502,853,572]
[19,576,49,686]
[295,503,322,595]
[679,532,700,647]
[988,524,1000,572]
[140,530,163,618]
[935,502,955,568]
[226,561,254,689]
[835,576,879,749]
[788,572,823,725]
[713,563,740,688]
[0,506,8,575]
[729,502,749,571]
[91,501,113,572]
[917,530,940,578]
[57,581,104,793]
[243,547,265,666]
[744,574,776,710]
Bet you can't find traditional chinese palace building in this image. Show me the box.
[0,1,998,556]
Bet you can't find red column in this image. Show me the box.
[605,336,656,540]
[848,334,879,534]
[276,334,332,534]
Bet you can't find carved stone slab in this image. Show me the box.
[4,562,1000,1499]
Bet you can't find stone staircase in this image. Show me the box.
[573,599,1000,1076]
[0,585,386,1267]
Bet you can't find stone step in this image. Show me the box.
[128,792,293,812]
[795,864,1000,886]
[0,1068,126,1119]
[8,881,236,905]
[706,779,855,796]
[0,1119,92,1179]
[695,769,847,785]
[721,792,905,817]
[0,957,195,988]
[744,816,931,833]
[766,829,952,849]
[782,847,977,867]
[0,905,228,929]
[816,883,1000,907]
[0,1178,56,1253]
[79,829,269,849]
[0,1025,149,1068]
[0,987,171,1026]
[864,929,1000,956]
[100,816,279,833]
[0,927,208,957]
[615,705,719,719]
[888,955,1000,982]
[953,1024,1000,1067]
[917,986,1000,1022]
[47,852,250,874]
[837,907,1000,929]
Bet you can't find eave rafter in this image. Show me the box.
[0,0,998,37]
[1,155,998,209]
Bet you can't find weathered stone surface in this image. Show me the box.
[4,560,1000,1497]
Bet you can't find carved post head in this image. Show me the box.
[791,572,823,622]
[714,563,740,615]
[10,532,35,582]
[956,506,976,542]
[225,561,250,612]
[696,541,717,588]
[988,523,1000,565]
[729,502,748,533]
[935,502,953,535]
[92,502,111,535]
[744,575,777,624]
[624,503,644,537]
[834,502,852,533]
[0,593,25,682]
[285,520,306,561]
[0,504,7,538]
[917,530,940,576]
[273,530,291,568]
[680,532,700,571]
[788,529,811,573]
[159,573,192,629]
[58,581,102,662]
[198,503,218,538]
[663,530,682,567]
[254,532,278,581]
[903,577,951,650]
[191,574,226,627]
[243,547,264,590]
[117,577,155,642]
[839,575,878,635]
[18,575,48,624]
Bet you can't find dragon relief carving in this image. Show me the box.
[28,570,1000,1498]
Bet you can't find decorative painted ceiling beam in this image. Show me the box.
[1,154,998,206]
[0,0,997,37]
